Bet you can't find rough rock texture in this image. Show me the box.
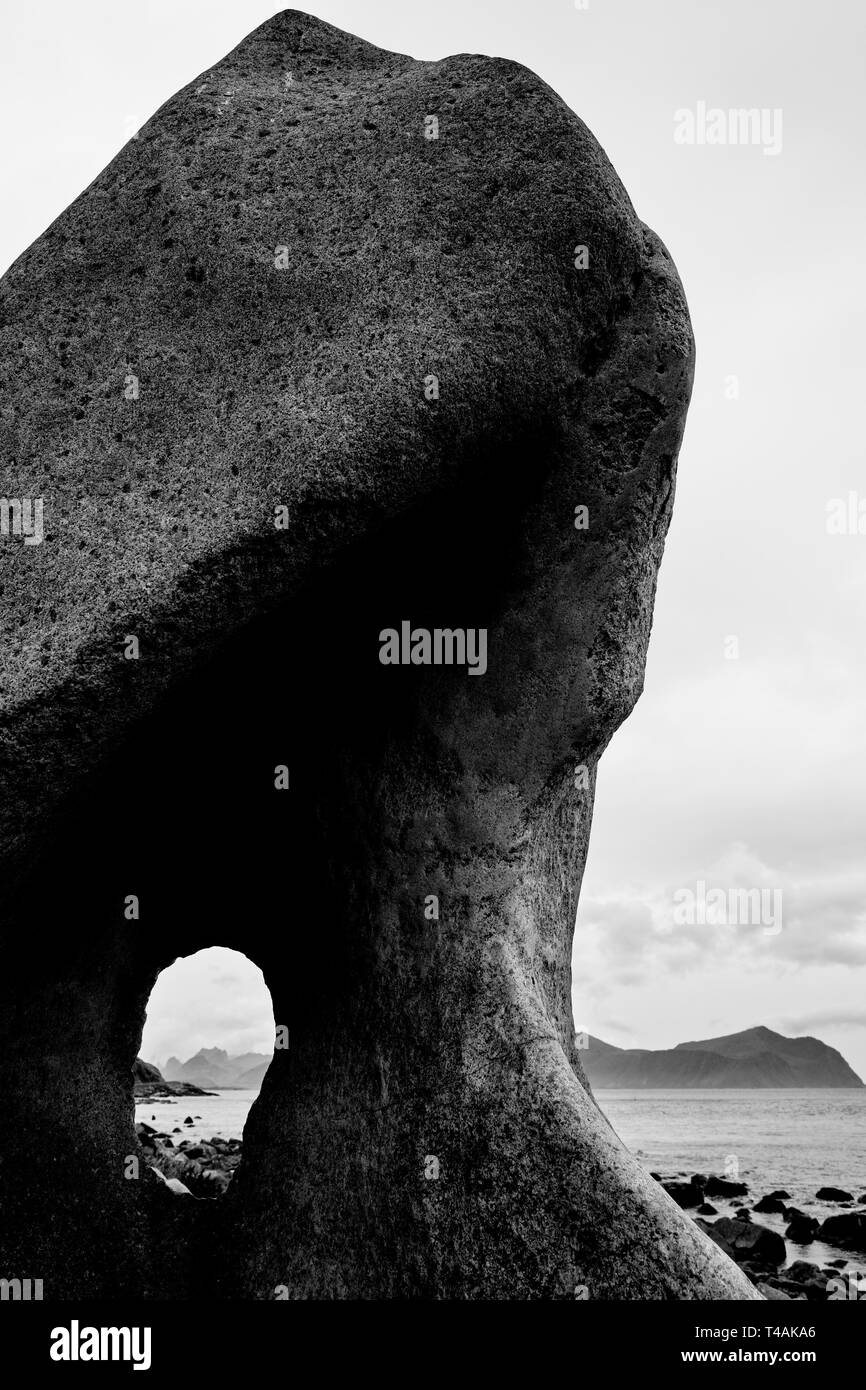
[0,11,759,1299]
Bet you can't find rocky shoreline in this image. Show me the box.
[135,1112,866,1298]
[656,1171,866,1299]
[135,1121,241,1198]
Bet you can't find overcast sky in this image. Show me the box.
[3,0,864,1075]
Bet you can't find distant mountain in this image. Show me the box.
[132,1057,164,1085]
[163,1048,273,1089]
[581,1026,863,1088]
[235,1061,271,1088]
[132,1057,213,1097]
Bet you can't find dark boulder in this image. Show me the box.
[816,1212,866,1253]
[662,1180,703,1209]
[815,1187,853,1202]
[758,1283,796,1300]
[711,1218,786,1268]
[753,1194,787,1214]
[785,1260,827,1287]
[785,1214,819,1243]
[697,1203,718,1216]
[705,1175,749,1198]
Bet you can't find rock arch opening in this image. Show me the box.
[134,947,276,1201]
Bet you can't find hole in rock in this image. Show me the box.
[135,947,276,1200]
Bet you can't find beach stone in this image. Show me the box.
[697,1203,718,1216]
[163,1178,195,1198]
[758,1283,794,1301]
[786,1261,827,1286]
[741,1260,777,1282]
[766,1189,791,1200]
[816,1213,866,1253]
[815,1187,853,1202]
[785,1214,819,1243]
[711,1218,786,1268]
[200,1169,231,1194]
[705,1176,749,1199]
[0,11,758,1302]
[663,1180,704,1209]
[762,1280,808,1300]
[183,1144,213,1160]
[753,1194,787,1215]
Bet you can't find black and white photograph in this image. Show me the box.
[0,0,863,1368]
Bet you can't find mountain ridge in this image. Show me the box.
[581,1026,863,1088]
[162,1047,273,1089]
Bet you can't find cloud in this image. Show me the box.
[140,947,275,1066]
[779,1009,866,1034]
[575,842,866,984]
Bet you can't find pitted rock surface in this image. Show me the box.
[0,11,759,1299]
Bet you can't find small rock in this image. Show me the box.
[148,1167,195,1197]
[815,1186,853,1202]
[763,1279,808,1299]
[200,1168,230,1193]
[184,1116,194,1125]
[785,1214,819,1243]
[691,1174,708,1190]
[704,1175,748,1199]
[766,1190,791,1200]
[164,1177,194,1196]
[753,1195,787,1215]
[697,1202,718,1215]
[826,1258,847,1268]
[741,1260,777,1282]
[662,1180,703,1209]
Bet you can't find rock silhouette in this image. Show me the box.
[0,11,757,1298]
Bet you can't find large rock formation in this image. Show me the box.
[0,11,759,1299]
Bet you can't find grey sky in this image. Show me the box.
[3,1,864,1073]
